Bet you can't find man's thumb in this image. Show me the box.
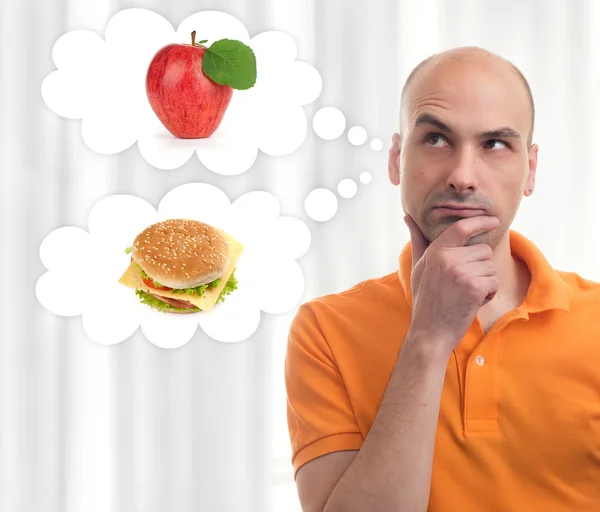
[404,214,428,268]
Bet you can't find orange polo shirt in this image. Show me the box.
[286,230,600,511]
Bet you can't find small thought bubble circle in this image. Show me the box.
[359,171,373,184]
[370,138,384,151]
[348,126,367,146]
[337,179,358,199]
[304,188,338,221]
[312,107,346,140]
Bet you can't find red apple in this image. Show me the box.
[146,35,233,139]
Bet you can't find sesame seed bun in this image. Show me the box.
[131,219,229,289]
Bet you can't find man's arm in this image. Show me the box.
[296,330,450,512]
[296,451,358,512]
[293,215,500,511]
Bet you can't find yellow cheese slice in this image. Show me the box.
[118,232,244,312]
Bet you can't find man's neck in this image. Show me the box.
[481,233,531,313]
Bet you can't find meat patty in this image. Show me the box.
[147,292,197,309]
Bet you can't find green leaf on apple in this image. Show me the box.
[202,39,257,91]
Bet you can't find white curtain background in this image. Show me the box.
[2,0,600,510]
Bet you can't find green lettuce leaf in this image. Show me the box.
[171,283,210,296]
[124,246,132,254]
[217,271,238,304]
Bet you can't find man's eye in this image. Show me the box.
[425,133,448,147]
[484,139,508,150]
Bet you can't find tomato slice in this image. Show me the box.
[142,277,173,291]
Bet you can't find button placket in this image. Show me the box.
[464,333,501,434]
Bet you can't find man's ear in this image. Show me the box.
[525,143,538,196]
[388,133,402,186]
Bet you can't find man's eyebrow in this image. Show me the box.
[415,113,453,133]
[481,127,521,140]
[414,113,521,140]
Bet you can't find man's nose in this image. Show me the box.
[445,145,479,193]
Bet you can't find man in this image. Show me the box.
[285,46,600,512]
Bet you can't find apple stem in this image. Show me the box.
[191,30,196,46]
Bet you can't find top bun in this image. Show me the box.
[131,219,230,289]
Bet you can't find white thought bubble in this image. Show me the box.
[370,138,384,151]
[303,170,374,222]
[35,184,311,348]
[312,107,346,140]
[359,171,373,184]
[337,179,358,198]
[41,9,323,173]
[304,188,338,222]
[348,126,367,146]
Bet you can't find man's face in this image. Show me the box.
[394,57,537,248]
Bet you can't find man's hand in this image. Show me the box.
[404,214,500,350]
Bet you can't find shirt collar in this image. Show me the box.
[397,229,570,313]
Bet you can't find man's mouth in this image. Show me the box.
[433,205,487,218]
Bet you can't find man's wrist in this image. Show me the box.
[400,328,455,367]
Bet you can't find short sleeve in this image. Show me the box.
[285,302,363,478]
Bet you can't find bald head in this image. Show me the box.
[400,47,535,147]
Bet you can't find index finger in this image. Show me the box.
[435,215,500,248]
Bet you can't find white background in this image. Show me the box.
[2,0,600,511]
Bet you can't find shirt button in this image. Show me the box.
[475,355,485,366]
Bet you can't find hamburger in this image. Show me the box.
[118,219,244,313]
